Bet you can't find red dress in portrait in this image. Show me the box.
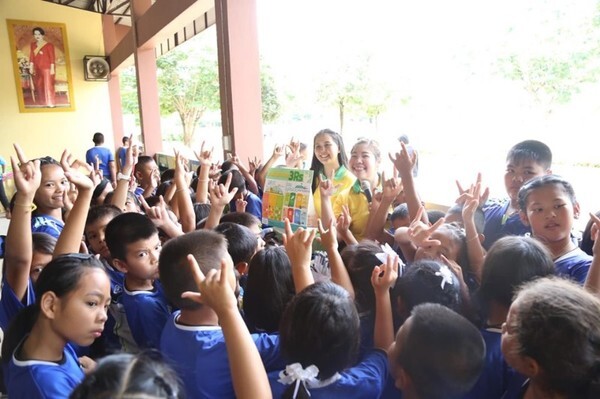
[29,41,56,107]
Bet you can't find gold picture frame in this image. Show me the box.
[7,19,75,112]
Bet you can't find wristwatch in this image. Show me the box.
[117,172,130,181]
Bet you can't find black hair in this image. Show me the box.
[32,27,45,35]
[105,213,158,261]
[213,222,257,265]
[160,169,175,183]
[517,174,577,212]
[391,203,409,222]
[479,236,555,309]
[340,241,383,314]
[506,140,552,170]
[159,230,228,310]
[581,211,600,256]
[280,282,360,396]
[37,156,60,168]
[220,160,238,173]
[155,181,173,198]
[93,132,105,145]
[86,205,122,228]
[509,278,600,399]
[219,212,261,229]
[69,351,184,399]
[135,156,155,174]
[243,246,295,333]
[218,169,245,193]
[32,232,56,255]
[309,129,349,193]
[122,136,130,145]
[427,210,446,226]
[395,303,485,399]
[2,254,106,361]
[193,203,212,227]
[394,259,462,318]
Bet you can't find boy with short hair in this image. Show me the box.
[86,132,116,186]
[481,140,552,249]
[158,230,282,398]
[134,155,160,198]
[105,212,170,352]
[388,303,485,399]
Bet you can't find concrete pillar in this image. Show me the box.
[215,0,264,162]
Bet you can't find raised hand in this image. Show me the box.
[60,149,94,191]
[371,253,399,294]
[11,144,41,197]
[181,255,237,315]
[282,218,316,274]
[140,195,172,228]
[319,170,335,199]
[272,144,285,159]
[317,218,338,251]
[388,142,416,177]
[336,204,352,236]
[194,141,214,167]
[248,156,261,176]
[408,206,445,247]
[209,171,238,208]
[381,171,403,203]
[455,173,489,206]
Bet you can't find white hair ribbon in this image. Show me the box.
[278,363,341,398]
[435,264,454,290]
[375,243,398,264]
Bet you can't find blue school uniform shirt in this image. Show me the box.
[268,349,389,399]
[31,214,64,239]
[464,327,526,399]
[0,278,35,330]
[160,311,283,399]
[121,281,170,351]
[7,343,84,399]
[554,247,592,284]
[482,200,530,250]
[97,260,138,354]
[86,146,114,179]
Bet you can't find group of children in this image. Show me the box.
[0,132,598,399]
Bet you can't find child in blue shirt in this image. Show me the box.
[219,169,263,220]
[518,174,592,284]
[501,278,600,399]
[387,303,485,399]
[464,236,555,399]
[84,205,134,355]
[158,230,282,398]
[105,212,170,352]
[31,156,68,239]
[2,254,111,399]
[481,140,552,249]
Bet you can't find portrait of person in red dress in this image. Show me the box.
[29,27,56,108]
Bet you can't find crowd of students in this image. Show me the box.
[0,131,598,399]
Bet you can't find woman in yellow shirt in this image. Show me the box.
[309,129,355,218]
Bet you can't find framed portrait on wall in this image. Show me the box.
[7,19,75,112]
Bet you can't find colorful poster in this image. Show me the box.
[262,167,314,231]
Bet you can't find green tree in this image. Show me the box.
[497,1,600,109]
[317,55,370,133]
[157,49,221,146]
[261,67,281,124]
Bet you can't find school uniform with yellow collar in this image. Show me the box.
[333,177,382,242]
